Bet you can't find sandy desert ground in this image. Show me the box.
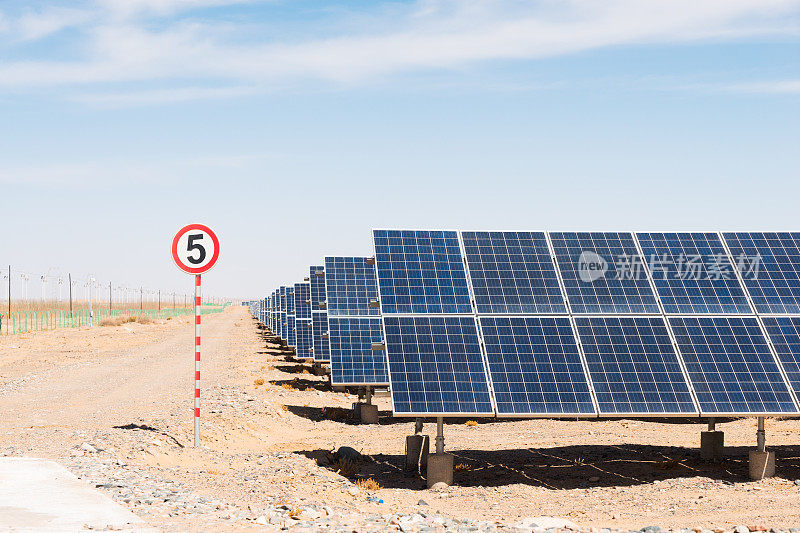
[1,306,800,532]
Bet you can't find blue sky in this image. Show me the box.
[1,0,798,299]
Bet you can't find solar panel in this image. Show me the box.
[287,315,296,348]
[462,231,567,315]
[373,229,472,314]
[328,317,389,385]
[669,316,798,414]
[280,287,288,339]
[723,232,800,314]
[294,282,311,319]
[760,316,800,396]
[312,311,331,362]
[479,316,595,415]
[550,232,660,314]
[295,318,314,359]
[286,286,295,316]
[324,257,380,316]
[309,265,326,311]
[575,316,697,414]
[383,315,494,415]
[636,232,751,314]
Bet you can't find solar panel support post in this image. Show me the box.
[435,417,444,454]
[757,417,766,452]
[749,416,775,480]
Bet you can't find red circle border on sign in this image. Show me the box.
[172,223,220,274]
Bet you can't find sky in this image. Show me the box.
[0,0,798,300]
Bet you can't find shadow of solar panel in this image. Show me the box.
[723,232,800,314]
[287,315,297,348]
[294,282,311,319]
[462,231,567,315]
[295,318,313,359]
[374,229,472,314]
[384,315,494,415]
[479,316,594,415]
[312,312,331,362]
[324,257,380,317]
[761,316,800,395]
[575,316,697,415]
[669,316,797,414]
[550,232,660,314]
[309,265,326,310]
[329,317,389,385]
[636,233,751,314]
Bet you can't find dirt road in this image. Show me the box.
[2,307,800,531]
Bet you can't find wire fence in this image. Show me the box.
[0,304,229,336]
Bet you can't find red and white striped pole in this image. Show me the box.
[194,274,201,447]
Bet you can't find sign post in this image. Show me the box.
[171,223,220,447]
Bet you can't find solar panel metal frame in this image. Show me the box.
[287,314,297,348]
[295,318,314,359]
[381,313,495,416]
[478,314,596,417]
[722,232,800,315]
[312,311,331,362]
[549,232,661,315]
[636,232,752,315]
[373,229,474,315]
[294,282,311,319]
[329,316,389,386]
[309,265,326,311]
[324,256,381,317]
[668,315,799,416]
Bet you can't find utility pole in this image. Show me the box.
[68,273,73,316]
[109,282,112,312]
[140,286,143,311]
[158,290,161,311]
[7,265,11,317]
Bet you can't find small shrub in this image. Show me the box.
[254,378,265,386]
[334,458,360,478]
[465,420,478,427]
[322,406,350,422]
[135,315,153,325]
[355,477,381,491]
[281,404,288,411]
[281,383,294,391]
[455,463,471,471]
[100,317,124,327]
[287,508,302,519]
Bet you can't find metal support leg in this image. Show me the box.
[435,417,444,454]
[757,417,765,452]
[414,418,424,435]
[708,417,715,432]
[365,386,372,405]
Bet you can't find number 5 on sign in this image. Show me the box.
[172,223,220,447]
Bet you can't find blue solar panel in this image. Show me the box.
[669,316,797,414]
[636,233,751,314]
[383,315,494,415]
[575,316,697,414]
[279,287,288,339]
[312,311,330,362]
[324,257,380,317]
[295,318,313,359]
[550,232,660,314]
[760,316,800,396]
[329,317,389,385]
[287,315,296,347]
[373,229,472,314]
[462,231,567,315]
[479,316,594,415]
[309,265,326,311]
[294,282,311,319]
[723,232,800,314]
[286,286,295,316]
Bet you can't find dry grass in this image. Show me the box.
[465,420,478,427]
[455,463,471,471]
[99,315,154,327]
[254,378,265,386]
[355,478,381,491]
[287,508,303,519]
[206,469,223,475]
[4,299,186,314]
[334,458,360,478]
[281,383,295,391]
[280,405,288,411]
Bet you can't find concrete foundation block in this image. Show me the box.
[404,435,430,474]
[354,403,379,424]
[426,453,454,488]
[700,431,724,460]
[749,450,775,480]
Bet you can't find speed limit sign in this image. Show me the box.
[172,224,219,274]
[172,223,219,447]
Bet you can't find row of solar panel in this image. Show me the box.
[250,231,800,418]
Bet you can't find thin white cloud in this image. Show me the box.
[0,0,797,101]
[15,8,92,41]
[73,85,260,106]
[726,79,800,93]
